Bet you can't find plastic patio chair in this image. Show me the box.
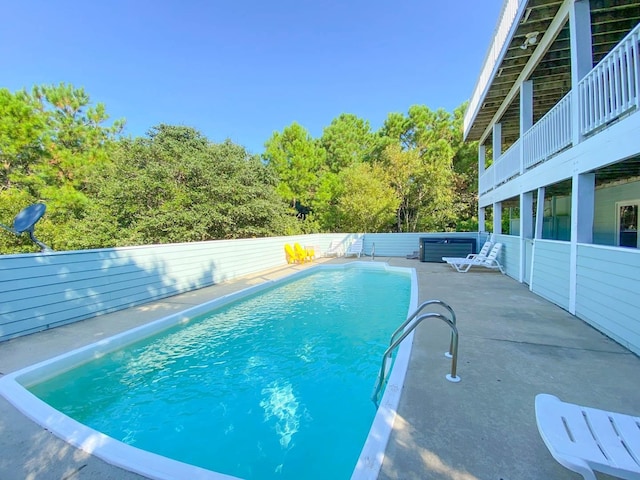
[535,393,640,480]
[324,240,343,257]
[344,238,363,258]
[442,241,504,273]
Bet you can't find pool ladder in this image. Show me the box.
[371,300,460,406]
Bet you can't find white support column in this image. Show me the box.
[520,80,533,174]
[493,123,502,161]
[530,187,546,291]
[493,202,502,235]
[478,145,486,233]
[569,173,595,313]
[570,0,593,145]
[520,192,533,283]
[479,208,486,233]
[535,187,545,239]
[492,124,502,191]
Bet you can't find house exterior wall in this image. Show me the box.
[469,2,640,355]
[576,244,640,355]
[594,179,640,246]
[493,234,520,278]
[530,240,571,310]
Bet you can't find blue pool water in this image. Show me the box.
[28,266,411,480]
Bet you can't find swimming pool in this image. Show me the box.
[0,263,417,480]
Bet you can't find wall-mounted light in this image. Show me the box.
[520,31,539,50]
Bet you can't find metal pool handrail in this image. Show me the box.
[372,306,460,406]
[389,300,457,356]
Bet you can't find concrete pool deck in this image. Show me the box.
[1,258,639,479]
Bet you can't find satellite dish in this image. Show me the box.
[0,203,53,252]
[13,203,47,234]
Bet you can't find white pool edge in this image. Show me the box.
[0,261,417,480]
[351,263,418,480]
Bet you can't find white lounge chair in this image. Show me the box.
[535,393,640,480]
[442,240,492,272]
[344,238,363,258]
[324,240,343,257]
[443,242,504,274]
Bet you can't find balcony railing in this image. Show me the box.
[495,139,521,186]
[480,22,640,195]
[578,22,640,136]
[522,92,572,170]
[479,168,493,195]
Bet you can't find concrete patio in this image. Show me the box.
[0,257,638,479]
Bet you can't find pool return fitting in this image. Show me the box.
[371,300,459,406]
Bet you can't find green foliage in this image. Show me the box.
[336,163,399,232]
[1,81,480,253]
[263,104,478,234]
[0,88,46,191]
[83,125,295,247]
[320,114,376,172]
[450,103,479,231]
[376,105,456,232]
[0,83,123,252]
[263,123,326,210]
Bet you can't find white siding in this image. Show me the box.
[575,244,640,355]
[493,234,520,278]
[0,234,350,341]
[530,240,571,310]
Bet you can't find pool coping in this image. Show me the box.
[0,261,418,480]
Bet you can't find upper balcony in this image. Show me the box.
[464,0,640,199]
[479,18,640,196]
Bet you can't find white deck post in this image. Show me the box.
[520,191,533,283]
[569,173,595,313]
[493,123,502,160]
[478,145,486,232]
[520,80,533,174]
[535,187,545,239]
[492,123,502,191]
[479,144,486,174]
[569,0,593,145]
[529,187,546,291]
[493,202,502,235]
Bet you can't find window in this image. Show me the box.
[617,201,639,248]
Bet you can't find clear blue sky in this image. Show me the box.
[2,0,503,155]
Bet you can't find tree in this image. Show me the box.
[451,103,479,231]
[377,105,456,232]
[0,83,123,252]
[81,125,296,247]
[0,88,46,191]
[262,122,326,218]
[336,162,399,232]
[379,143,423,232]
[320,113,376,172]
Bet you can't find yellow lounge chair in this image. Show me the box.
[294,242,310,263]
[284,244,302,264]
